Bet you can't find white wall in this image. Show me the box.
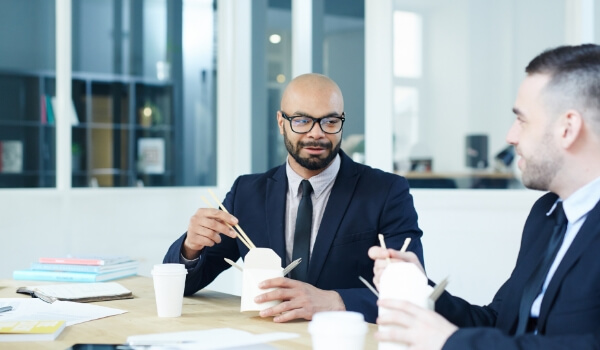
[393,0,568,173]
[0,187,541,306]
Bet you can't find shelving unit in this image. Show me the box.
[0,69,174,188]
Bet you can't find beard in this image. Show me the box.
[520,129,563,191]
[283,128,342,171]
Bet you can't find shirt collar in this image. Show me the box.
[285,154,341,199]
[547,175,600,224]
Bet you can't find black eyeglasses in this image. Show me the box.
[281,111,345,134]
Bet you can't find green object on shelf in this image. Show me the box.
[71,143,82,155]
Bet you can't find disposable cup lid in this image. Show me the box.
[152,263,187,275]
[308,311,367,334]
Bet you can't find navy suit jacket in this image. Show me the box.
[164,150,423,323]
[439,192,600,349]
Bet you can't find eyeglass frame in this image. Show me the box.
[280,111,346,134]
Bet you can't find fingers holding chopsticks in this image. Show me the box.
[183,207,240,259]
[368,241,426,290]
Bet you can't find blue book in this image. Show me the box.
[12,267,137,283]
[45,95,55,124]
[30,260,138,273]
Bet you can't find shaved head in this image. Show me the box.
[281,73,344,112]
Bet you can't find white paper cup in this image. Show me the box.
[378,262,434,350]
[151,263,187,317]
[308,311,368,350]
[240,268,283,312]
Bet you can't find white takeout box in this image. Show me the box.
[378,262,434,350]
[240,248,284,313]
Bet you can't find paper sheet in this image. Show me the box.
[127,328,299,349]
[0,298,126,326]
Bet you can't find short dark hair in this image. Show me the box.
[526,44,600,132]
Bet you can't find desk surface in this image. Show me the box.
[0,276,378,349]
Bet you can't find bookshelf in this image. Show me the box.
[0,69,175,188]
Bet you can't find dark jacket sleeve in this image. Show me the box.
[444,328,600,350]
[163,179,244,296]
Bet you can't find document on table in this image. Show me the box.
[0,298,126,326]
[127,328,299,349]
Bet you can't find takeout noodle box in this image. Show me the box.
[378,262,434,350]
[240,248,283,313]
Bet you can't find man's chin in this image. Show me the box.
[298,156,330,171]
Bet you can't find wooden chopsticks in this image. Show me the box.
[378,234,392,265]
[201,190,256,250]
[379,234,411,265]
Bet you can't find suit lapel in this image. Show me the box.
[497,223,555,332]
[307,152,360,285]
[537,199,600,330]
[266,165,288,267]
[495,195,558,333]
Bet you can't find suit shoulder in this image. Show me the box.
[353,161,408,185]
[530,192,559,213]
[233,165,282,186]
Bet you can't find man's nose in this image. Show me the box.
[306,121,326,138]
[506,120,519,145]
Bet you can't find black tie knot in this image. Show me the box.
[301,180,313,198]
[554,202,567,227]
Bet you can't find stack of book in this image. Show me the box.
[13,255,138,282]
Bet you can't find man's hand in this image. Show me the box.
[377,299,458,350]
[182,208,239,260]
[368,246,425,290]
[255,277,345,322]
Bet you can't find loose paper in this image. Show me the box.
[0,298,126,326]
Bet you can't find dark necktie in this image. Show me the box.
[515,201,568,335]
[291,180,313,282]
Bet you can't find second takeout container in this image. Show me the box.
[378,262,434,350]
[240,248,283,313]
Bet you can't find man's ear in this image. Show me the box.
[277,111,285,135]
[560,110,583,149]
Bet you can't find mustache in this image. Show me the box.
[298,141,332,148]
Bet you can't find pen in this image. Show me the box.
[0,306,13,313]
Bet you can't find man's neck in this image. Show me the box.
[553,168,600,200]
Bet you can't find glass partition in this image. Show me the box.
[0,0,56,188]
[71,0,217,187]
[392,0,569,189]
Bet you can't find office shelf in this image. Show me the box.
[0,69,175,188]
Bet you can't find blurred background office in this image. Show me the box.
[0,0,597,305]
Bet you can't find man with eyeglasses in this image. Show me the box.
[164,73,423,323]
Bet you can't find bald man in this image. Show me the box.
[164,73,424,323]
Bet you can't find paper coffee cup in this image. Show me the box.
[308,311,368,350]
[151,263,187,317]
[378,262,434,350]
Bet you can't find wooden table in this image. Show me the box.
[0,276,379,349]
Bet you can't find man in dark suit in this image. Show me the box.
[369,44,600,348]
[164,73,423,323]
